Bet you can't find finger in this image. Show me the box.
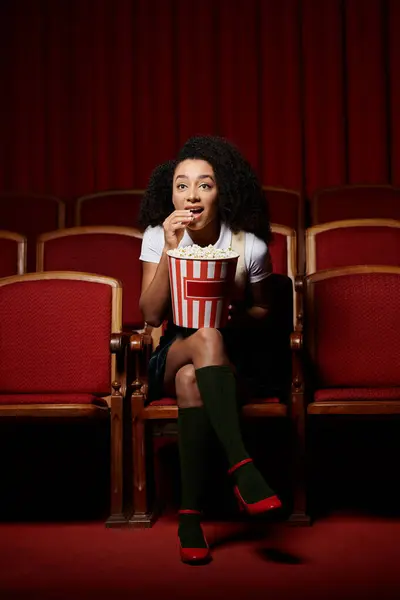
[172,216,195,227]
[164,217,193,230]
[163,211,192,226]
[166,214,193,226]
[167,211,193,221]
[170,222,190,232]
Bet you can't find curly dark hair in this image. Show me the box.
[138,136,271,244]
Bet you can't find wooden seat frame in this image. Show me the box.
[0,230,27,275]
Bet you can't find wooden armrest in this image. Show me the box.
[110,332,131,354]
[127,331,150,402]
[130,331,144,353]
[109,332,131,398]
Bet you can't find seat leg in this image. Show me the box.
[288,387,311,526]
[106,388,128,527]
[287,461,311,526]
[128,410,158,528]
[287,510,311,526]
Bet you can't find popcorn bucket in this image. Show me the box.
[167,251,239,329]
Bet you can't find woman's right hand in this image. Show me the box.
[163,210,194,251]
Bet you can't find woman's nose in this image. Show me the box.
[186,192,200,202]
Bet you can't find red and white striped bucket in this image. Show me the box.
[167,252,239,328]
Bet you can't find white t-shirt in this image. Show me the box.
[139,222,271,284]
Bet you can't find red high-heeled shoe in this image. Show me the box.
[228,458,282,515]
[178,510,211,564]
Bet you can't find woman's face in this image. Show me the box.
[172,159,218,231]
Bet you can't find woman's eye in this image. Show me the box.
[177,184,187,190]
[199,183,211,190]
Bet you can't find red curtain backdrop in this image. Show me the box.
[1,0,400,204]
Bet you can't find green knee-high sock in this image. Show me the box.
[178,406,213,548]
[195,365,276,504]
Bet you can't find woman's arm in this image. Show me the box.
[139,254,171,327]
[229,278,270,329]
[231,234,272,327]
[139,209,195,326]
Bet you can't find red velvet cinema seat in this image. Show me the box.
[0,231,27,277]
[37,226,144,331]
[306,219,400,275]
[127,224,309,527]
[263,187,304,271]
[263,187,303,231]
[292,266,400,514]
[0,192,65,272]
[75,190,145,230]
[311,185,400,225]
[0,271,132,525]
[269,224,298,328]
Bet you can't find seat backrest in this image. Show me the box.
[311,185,400,224]
[270,224,296,277]
[75,190,145,229]
[263,187,303,231]
[37,226,143,329]
[269,224,297,328]
[0,272,122,395]
[305,266,400,388]
[306,219,400,275]
[0,231,27,277]
[0,193,65,272]
[263,187,304,272]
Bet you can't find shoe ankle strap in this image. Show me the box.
[179,509,201,515]
[228,458,253,475]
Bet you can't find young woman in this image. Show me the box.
[139,136,281,564]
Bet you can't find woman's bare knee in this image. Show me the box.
[190,328,228,366]
[175,365,203,408]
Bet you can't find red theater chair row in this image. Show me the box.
[1,185,399,232]
[1,266,398,526]
[0,223,298,328]
[1,185,400,273]
[1,212,400,525]
[3,218,399,317]
[3,218,400,279]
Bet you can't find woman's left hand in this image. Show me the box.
[227,303,240,327]
[227,303,268,329]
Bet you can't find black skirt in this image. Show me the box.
[146,321,287,404]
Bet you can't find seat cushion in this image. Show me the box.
[314,388,400,402]
[0,393,109,406]
[148,396,280,407]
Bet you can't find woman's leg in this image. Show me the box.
[164,330,228,558]
[164,328,278,510]
[173,364,214,552]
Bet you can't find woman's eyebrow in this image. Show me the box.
[175,174,215,181]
